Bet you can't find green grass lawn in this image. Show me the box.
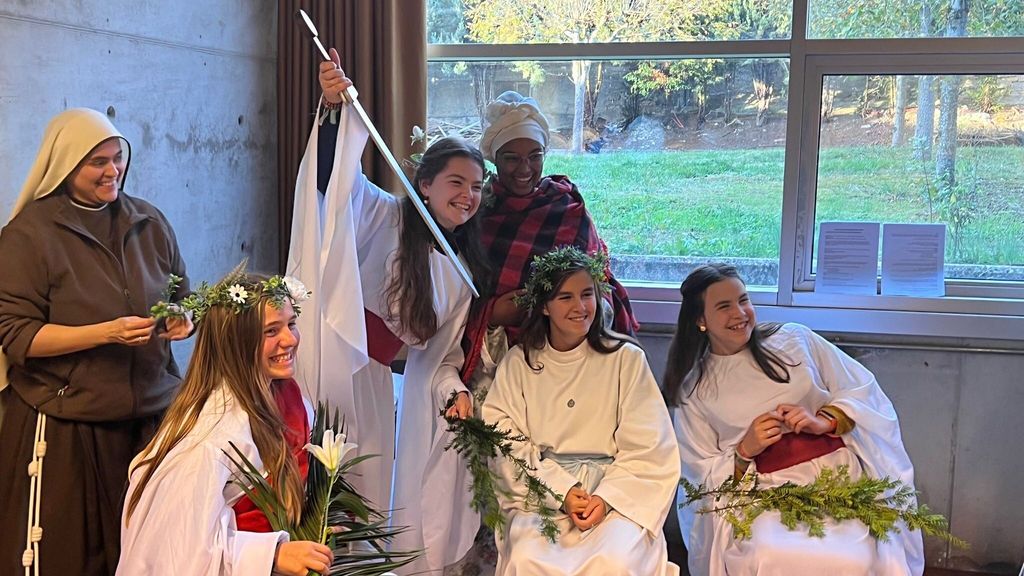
[542,145,1024,266]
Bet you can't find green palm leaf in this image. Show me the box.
[226,401,421,575]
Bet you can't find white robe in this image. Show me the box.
[482,340,680,576]
[304,108,478,573]
[675,323,924,576]
[117,386,296,576]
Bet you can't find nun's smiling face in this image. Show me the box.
[494,138,545,197]
[67,137,124,207]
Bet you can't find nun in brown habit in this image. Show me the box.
[0,108,192,576]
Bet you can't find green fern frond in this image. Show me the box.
[440,392,565,543]
[681,465,966,548]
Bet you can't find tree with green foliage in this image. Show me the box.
[462,0,695,152]
[622,0,790,128]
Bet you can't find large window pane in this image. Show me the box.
[428,0,791,44]
[808,0,1024,39]
[813,74,1024,281]
[428,59,789,285]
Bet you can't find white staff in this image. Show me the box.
[296,9,479,297]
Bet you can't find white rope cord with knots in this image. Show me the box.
[22,410,47,576]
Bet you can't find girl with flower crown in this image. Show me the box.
[311,48,493,573]
[117,271,334,576]
[481,246,680,576]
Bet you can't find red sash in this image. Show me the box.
[232,378,310,532]
[365,308,403,366]
[755,433,845,474]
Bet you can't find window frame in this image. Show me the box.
[427,0,1024,340]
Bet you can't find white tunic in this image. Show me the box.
[117,387,290,576]
[317,111,477,573]
[483,340,680,576]
[675,323,924,576]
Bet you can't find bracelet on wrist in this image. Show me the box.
[816,410,837,434]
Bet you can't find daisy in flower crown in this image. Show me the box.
[117,264,335,576]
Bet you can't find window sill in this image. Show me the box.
[626,283,1024,341]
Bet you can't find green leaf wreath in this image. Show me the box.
[150,274,187,320]
[681,465,966,547]
[226,403,420,575]
[440,393,564,543]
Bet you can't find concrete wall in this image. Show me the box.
[0,1,278,358]
[640,328,1024,574]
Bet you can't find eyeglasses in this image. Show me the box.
[496,151,545,168]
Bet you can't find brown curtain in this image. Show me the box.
[276,0,426,270]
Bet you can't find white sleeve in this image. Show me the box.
[326,106,400,252]
[351,172,401,252]
[431,296,472,410]
[673,399,734,576]
[591,346,680,535]
[796,324,925,574]
[117,443,288,576]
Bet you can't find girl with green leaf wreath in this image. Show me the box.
[666,264,925,575]
[481,246,680,575]
[118,270,334,576]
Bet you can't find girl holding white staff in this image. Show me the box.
[309,48,491,573]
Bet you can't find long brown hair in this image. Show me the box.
[662,263,794,405]
[383,137,492,343]
[125,274,303,525]
[518,255,636,371]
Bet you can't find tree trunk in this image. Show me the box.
[934,0,968,188]
[571,59,590,153]
[723,62,735,123]
[892,75,909,146]
[752,61,775,127]
[471,63,496,129]
[914,76,936,160]
[584,62,604,129]
[913,4,935,160]
[935,75,962,188]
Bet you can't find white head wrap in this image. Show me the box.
[9,107,130,221]
[479,91,550,162]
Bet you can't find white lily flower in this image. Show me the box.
[303,429,358,474]
[283,276,311,302]
[410,125,425,144]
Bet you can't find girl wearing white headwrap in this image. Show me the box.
[0,108,191,576]
[462,91,638,414]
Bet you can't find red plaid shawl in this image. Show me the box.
[460,175,638,382]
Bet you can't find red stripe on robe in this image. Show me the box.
[755,432,845,474]
[232,378,310,532]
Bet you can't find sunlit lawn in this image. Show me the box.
[542,145,1024,266]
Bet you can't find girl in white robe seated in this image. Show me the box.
[117,272,332,576]
[482,246,680,576]
[665,263,924,576]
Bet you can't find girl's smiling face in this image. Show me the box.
[261,300,300,381]
[700,277,756,355]
[544,270,598,351]
[419,156,484,231]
